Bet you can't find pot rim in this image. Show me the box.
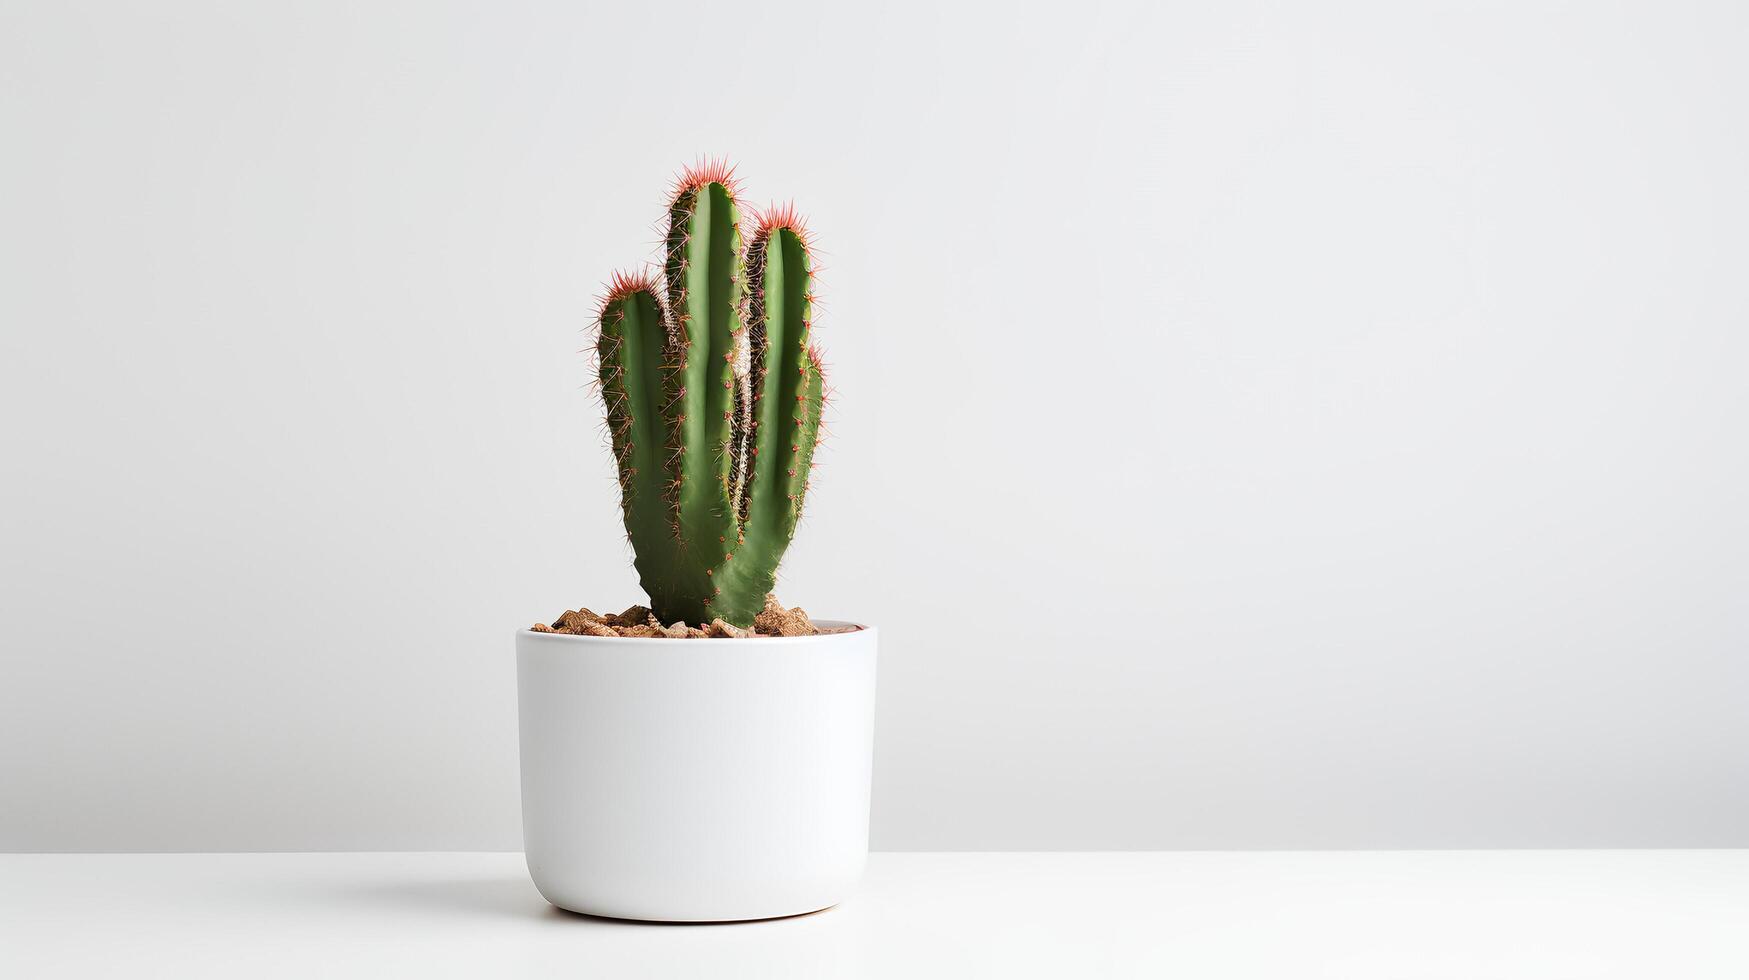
[517,620,872,646]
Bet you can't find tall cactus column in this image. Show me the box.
[662,174,744,623]
[595,165,825,628]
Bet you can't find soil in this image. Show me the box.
[529,594,856,639]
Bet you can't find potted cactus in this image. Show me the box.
[515,162,878,922]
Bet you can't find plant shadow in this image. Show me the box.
[340,875,834,928]
[337,875,563,924]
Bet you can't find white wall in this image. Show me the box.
[3,0,1746,852]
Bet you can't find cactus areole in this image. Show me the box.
[595,163,826,628]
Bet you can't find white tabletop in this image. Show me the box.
[2,851,1744,978]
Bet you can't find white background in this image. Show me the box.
[3,0,1745,852]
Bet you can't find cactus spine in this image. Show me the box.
[596,164,824,627]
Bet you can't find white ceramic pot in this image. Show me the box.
[515,622,877,922]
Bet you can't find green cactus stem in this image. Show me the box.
[594,164,826,627]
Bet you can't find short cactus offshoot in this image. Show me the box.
[596,163,825,628]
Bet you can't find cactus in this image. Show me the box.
[596,163,825,627]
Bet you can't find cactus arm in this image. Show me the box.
[797,346,826,502]
[596,279,679,612]
[713,222,819,623]
[660,179,743,622]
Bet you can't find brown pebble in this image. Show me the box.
[706,618,751,638]
[604,604,651,627]
[754,594,818,636]
[554,609,602,630]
